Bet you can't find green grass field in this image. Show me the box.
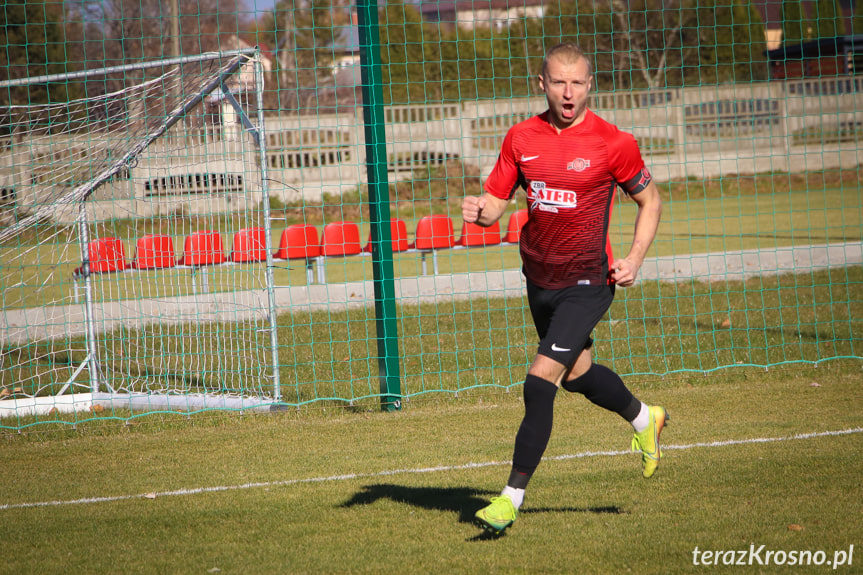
[2,363,862,574]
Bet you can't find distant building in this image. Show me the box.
[766,35,863,80]
[418,0,545,31]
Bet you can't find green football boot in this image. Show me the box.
[631,405,669,478]
[474,495,518,534]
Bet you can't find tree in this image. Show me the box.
[609,0,701,90]
[541,0,616,89]
[59,0,239,108]
[701,0,767,84]
[815,0,842,38]
[512,17,547,94]
[541,0,705,91]
[69,0,238,70]
[781,0,808,45]
[179,0,241,57]
[855,0,863,35]
[814,0,843,38]
[735,0,768,81]
[0,0,80,105]
[265,0,351,111]
[263,0,301,111]
[439,26,481,101]
[379,0,440,105]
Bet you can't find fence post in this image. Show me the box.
[357,0,402,411]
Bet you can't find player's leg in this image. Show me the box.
[507,283,605,494]
[559,289,668,478]
[475,284,594,534]
[562,356,643,423]
[505,354,567,494]
[475,352,569,534]
[474,353,564,535]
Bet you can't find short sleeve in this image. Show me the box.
[483,127,520,200]
[608,131,649,195]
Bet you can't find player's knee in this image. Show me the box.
[561,363,595,393]
[527,355,568,386]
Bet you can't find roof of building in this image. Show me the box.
[765,35,863,59]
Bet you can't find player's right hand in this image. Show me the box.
[462,195,486,223]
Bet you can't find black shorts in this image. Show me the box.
[526,281,615,368]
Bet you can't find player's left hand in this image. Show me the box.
[611,258,639,287]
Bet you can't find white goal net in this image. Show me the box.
[0,50,282,426]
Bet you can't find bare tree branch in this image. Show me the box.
[653,11,685,85]
[611,0,656,89]
[610,0,693,90]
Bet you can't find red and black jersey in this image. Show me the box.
[485,109,651,289]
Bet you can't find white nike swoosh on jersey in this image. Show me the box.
[551,343,571,352]
[520,155,540,162]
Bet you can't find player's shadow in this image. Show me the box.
[339,483,626,540]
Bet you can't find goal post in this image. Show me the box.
[0,49,283,423]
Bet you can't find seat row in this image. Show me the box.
[74,210,529,286]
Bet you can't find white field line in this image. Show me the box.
[2,427,861,512]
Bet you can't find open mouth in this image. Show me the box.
[561,103,575,119]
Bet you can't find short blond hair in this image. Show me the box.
[541,43,593,78]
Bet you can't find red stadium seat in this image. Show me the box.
[231,227,267,263]
[86,237,128,273]
[363,219,410,253]
[321,221,362,257]
[409,215,456,276]
[131,234,176,270]
[274,224,321,260]
[504,209,529,243]
[410,215,455,250]
[179,230,225,266]
[275,224,323,284]
[456,220,501,247]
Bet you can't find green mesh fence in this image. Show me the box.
[1,0,862,430]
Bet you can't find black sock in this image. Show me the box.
[510,374,558,488]
[561,363,641,422]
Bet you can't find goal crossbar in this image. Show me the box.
[0,48,257,89]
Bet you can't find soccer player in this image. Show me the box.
[462,43,667,535]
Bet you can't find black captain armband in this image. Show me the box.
[621,167,653,195]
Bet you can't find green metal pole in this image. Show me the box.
[357,0,402,411]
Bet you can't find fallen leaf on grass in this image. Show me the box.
[809,382,822,387]
[719,317,731,328]
[787,524,804,531]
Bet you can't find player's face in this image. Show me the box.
[538,56,592,132]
